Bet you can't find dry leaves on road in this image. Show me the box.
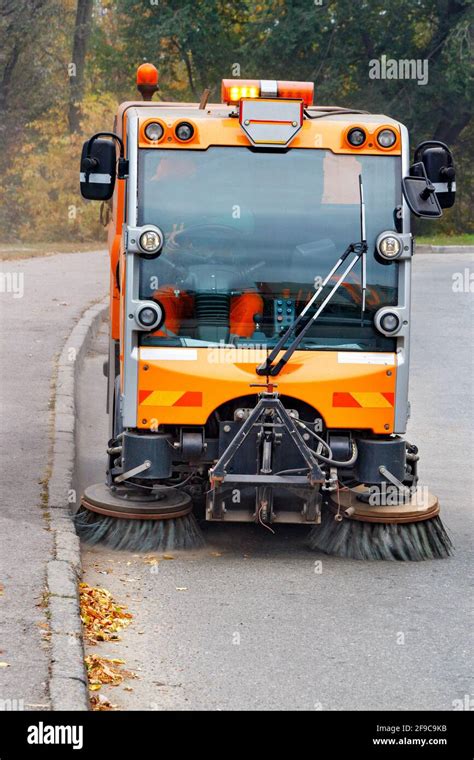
[85,654,137,712]
[143,554,159,566]
[85,654,131,690]
[79,583,132,643]
[90,693,117,711]
[86,653,137,711]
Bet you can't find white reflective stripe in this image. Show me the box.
[433,182,456,192]
[338,352,395,365]
[260,79,278,98]
[140,348,198,361]
[79,172,112,183]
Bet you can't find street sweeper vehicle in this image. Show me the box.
[77,64,457,560]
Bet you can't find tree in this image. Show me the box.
[69,0,94,132]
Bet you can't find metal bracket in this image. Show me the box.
[209,393,324,486]
[115,459,151,483]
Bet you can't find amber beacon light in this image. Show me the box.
[136,63,159,101]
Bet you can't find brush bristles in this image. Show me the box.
[75,508,205,552]
[308,513,453,561]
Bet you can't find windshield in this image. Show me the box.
[137,147,401,351]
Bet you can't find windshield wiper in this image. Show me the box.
[257,175,368,377]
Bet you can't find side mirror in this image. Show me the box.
[80,132,128,201]
[413,140,456,209]
[402,169,442,219]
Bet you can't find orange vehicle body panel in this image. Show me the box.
[136,348,397,434]
[137,110,401,156]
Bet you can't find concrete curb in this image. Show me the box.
[47,298,108,711]
[415,244,474,254]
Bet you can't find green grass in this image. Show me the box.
[0,241,106,261]
[416,233,474,246]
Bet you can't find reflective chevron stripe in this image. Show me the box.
[333,392,394,408]
[139,390,202,407]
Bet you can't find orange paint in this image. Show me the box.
[136,348,397,433]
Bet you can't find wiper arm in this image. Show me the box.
[256,241,367,376]
[257,174,368,377]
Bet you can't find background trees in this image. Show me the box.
[0,0,471,241]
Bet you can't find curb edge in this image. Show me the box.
[47,298,108,711]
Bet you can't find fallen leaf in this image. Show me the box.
[90,693,116,711]
[143,555,159,566]
[210,552,222,557]
[163,554,175,560]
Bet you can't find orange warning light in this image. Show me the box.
[136,63,159,101]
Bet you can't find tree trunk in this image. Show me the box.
[68,0,93,134]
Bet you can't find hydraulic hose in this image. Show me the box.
[295,419,333,456]
[311,442,358,468]
[296,419,358,468]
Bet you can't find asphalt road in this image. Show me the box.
[77,253,473,711]
[0,250,108,710]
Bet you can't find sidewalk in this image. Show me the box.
[0,250,107,710]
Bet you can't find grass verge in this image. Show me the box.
[416,234,474,246]
[0,242,106,261]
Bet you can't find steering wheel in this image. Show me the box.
[164,222,245,252]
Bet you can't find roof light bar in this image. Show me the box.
[221,79,314,106]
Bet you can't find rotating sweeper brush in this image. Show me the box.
[76,483,204,552]
[308,485,453,561]
[76,65,456,559]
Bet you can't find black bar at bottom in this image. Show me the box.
[0,710,471,758]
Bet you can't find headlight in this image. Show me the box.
[376,231,402,260]
[144,122,164,142]
[138,227,164,256]
[377,128,396,148]
[380,313,400,333]
[375,309,402,336]
[175,122,194,141]
[347,128,366,147]
[135,302,164,330]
